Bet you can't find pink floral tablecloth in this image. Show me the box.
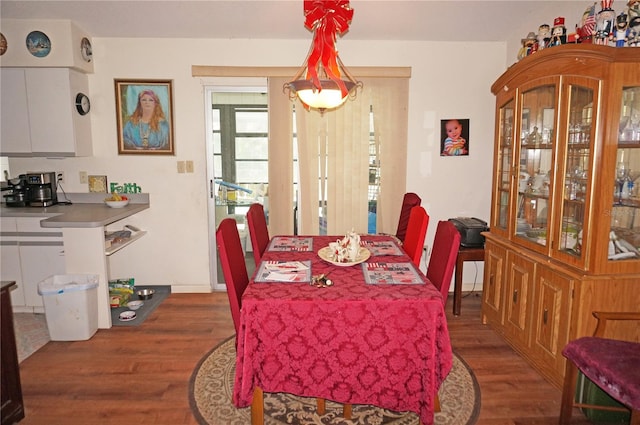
[233,235,453,425]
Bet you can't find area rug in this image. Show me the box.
[14,313,50,363]
[110,285,171,327]
[189,336,481,425]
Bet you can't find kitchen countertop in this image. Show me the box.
[0,193,149,228]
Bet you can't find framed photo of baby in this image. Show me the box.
[440,118,470,156]
[115,79,175,155]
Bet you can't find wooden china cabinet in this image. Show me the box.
[483,45,640,388]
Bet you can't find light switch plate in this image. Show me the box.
[177,161,185,173]
[186,160,194,173]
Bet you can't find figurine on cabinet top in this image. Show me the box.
[576,2,597,43]
[615,12,629,46]
[629,0,640,19]
[537,24,551,49]
[550,17,567,46]
[628,16,640,45]
[518,32,538,60]
[595,0,617,45]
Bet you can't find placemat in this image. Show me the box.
[254,260,312,283]
[362,262,425,284]
[268,236,313,252]
[361,240,404,256]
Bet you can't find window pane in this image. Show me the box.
[236,137,268,159]
[236,111,268,133]
[211,109,220,131]
[213,156,222,179]
[213,133,221,153]
[237,161,268,182]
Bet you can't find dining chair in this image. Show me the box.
[559,311,640,424]
[402,206,430,267]
[216,218,249,338]
[247,203,270,267]
[425,220,461,305]
[395,192,422,243]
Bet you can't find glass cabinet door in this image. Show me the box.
[609,86,640,261]
[495,98,514,233]
[555,81,597,263]
[515,84,556,250]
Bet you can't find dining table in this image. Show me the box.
[233,234,453,425]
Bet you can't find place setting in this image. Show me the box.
[267,236,313,252]
[254,260,312,283]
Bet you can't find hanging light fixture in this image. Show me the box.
[284,0,362,113]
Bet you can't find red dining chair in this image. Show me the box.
[216,218,249,339]
[395,192,422,243]
[402,206,429,267]
[559,311,640,424]
[247,203,270,267]
[426,220,461,305]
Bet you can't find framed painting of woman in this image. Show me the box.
[115,79,175,155]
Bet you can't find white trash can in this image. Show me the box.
[38,274,99,341]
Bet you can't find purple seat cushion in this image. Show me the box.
[563,336,640,410]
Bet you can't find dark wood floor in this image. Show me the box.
[16,290,595,425]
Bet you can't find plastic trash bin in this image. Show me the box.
[38,274,99,341]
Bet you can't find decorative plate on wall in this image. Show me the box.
[26,30,51,57]
[0,33,7,56]
[80,37,92,62]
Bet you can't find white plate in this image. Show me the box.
[119,311,136,321]
[318,246,370,267]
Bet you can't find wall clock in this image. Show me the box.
[75,93,91,115]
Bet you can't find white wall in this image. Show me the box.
[8,37,507,292]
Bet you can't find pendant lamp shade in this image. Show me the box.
[284,0,362,113]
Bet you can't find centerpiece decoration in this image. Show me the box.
[329,229,361,262]
[319,230,371,266]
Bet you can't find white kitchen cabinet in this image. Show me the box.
[0,68,92,157]
[0,218,25,307]
[0,69,31,155]
[0,217,65,312]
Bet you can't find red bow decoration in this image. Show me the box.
[303,0,354,98]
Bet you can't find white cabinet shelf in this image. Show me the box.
[105,231,147,256]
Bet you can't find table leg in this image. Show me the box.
[316,398,326,415]
[343,403,352,419]
[453,247,484,316]
[252,386,264,425]
[454,256,464,316]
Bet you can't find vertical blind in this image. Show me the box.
[194,66,410,237]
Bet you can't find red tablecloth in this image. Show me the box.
[233,235,453,425]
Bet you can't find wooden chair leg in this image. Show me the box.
[559,361,579,424]
[343,403,352,419]
[316,398,326,415]
[434,394,441,412]
[251,386,264,425]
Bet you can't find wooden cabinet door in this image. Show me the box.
[531,265,573,384]
[504,251,535,346]
[482,241,506,326]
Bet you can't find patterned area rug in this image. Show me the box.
[189,336,481,425]
[14,313,50,363]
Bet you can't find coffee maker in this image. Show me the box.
[26,172,58,207]
[2,174,30,207]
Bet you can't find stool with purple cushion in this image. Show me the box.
[559,311,640,424]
